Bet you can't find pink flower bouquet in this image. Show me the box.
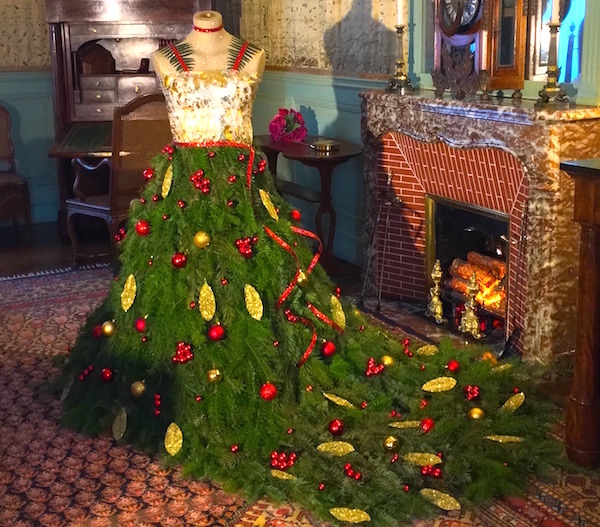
[268,108,307,143]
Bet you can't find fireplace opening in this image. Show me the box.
[427,196,509,341]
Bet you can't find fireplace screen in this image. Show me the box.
[428,196,508,339]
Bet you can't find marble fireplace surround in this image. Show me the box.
[360,91,600,363]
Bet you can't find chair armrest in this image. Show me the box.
[71,157,111,200]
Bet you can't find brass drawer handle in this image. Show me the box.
[134,86,140,93]
[96,94,102,100]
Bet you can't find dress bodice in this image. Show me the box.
[158,70,261,145]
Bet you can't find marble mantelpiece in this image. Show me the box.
[360,90,600,363]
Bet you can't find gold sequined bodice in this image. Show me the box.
[158,70,261,145]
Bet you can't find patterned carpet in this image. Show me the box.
[0,268,599,527]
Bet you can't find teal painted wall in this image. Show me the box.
[0,70,57,225]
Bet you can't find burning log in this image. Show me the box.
[449,258,497,289]
[467,251,506,279]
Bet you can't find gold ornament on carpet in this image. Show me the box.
[193,231,211,248]
[244,284,263,320]
[383,435,400,452]
[199,281,216,321]
[381,355,395,366]
[422,376,457,393]
[389,420,420,429]
[485,435,524,443]
[130,380,146,398]
[502,392,525,412]
[329,508,371,523]
[121,274,137,312]
[420,489,461,511]
[468,407,485,420]
[101,320,115,337]
[402,453,443,466]
[164,422,183,456]
[323,392,355,409]
[330,295,346,329]
[112,407,127,440]
[317,441,356,457]
[416,344,438,356]
[259,189,279,221]
[207,368,222,383]
[271,469,297,480]
[161,164,173,198]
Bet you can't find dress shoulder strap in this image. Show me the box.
[228,37,262,72]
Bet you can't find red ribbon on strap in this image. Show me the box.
[307,302,344,334]
[285,309,318,366]
[290,225,322,273]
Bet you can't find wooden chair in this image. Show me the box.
[66,92,172,266]
[0,104,31,239]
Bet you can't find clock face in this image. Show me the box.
[440,0,482,36]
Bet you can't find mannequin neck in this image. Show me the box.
[192,11,224,33]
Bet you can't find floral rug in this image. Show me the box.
[0,269,599,527]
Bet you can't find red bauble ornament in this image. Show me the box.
[92,324,103,339]
[320,340,337,358]
[230,444,239,453]
[446,359,460,373]
[328,419,345,436]
[420,417,435,433]
[143,168,154,181]
[290,209,301,222]
[259,382,278,401]
[207,324,226,341]
[100,368,114,383]
[318,483,325,491]
[135,220,150,236]
[135,317,147,333]
[171,252,187,268]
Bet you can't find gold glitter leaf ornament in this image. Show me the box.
[317,441,356,456]
[422,376,457,393]
[389,420,421,429]
[502,392,525,412]
[164,422,183,456]
[420,489,461,511]
[403,453,443,466]
[199,281,216,321]
[259,189,279,221]
[330,295,346,329]
[416,344,438,356]
[323,392,355,408]
[112,407,127,440]
[244,284,263,320]
[121,274,137,312]
[271,469,297,480]
[329,508,371,523]
[485,435,524,443]
[493,364,513,373]
[161,164,173,198]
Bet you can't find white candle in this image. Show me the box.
[551,0,560,24]
[397,0,403,26]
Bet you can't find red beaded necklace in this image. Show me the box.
[193,24,223,33]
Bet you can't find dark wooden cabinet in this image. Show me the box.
[45,0,213,237]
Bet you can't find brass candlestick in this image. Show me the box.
[459,273,482,339]
[387,25,413,95]
[426,259,444,324]
[538,22,568,104]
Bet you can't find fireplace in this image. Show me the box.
[360,91,600,362]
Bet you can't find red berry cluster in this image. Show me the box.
[238,154,245,162]
[161,144,174,160]
[208,151,216,158]
[420,417,435,433]
[284,309,298,322]
[388,409,402,418]
[227,174,237,183]
[152,194,160,202]
[343,463,362,481]
[190,169,211,193]
[403,338,413,357]
[463,384,481,400]
[172,341,193,364]
[420,464,443,478]
[114,227,126,243]
[153,393,161,416]
[390,453,399,464]
[135,220,150,236]
[270,451,297,470]
[253,159,267,174]
[235,235,258,258]
[78,364,94,381]
[365,357,384,376]
[143,167,154,181]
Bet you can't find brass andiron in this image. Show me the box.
[426,259,444,324]
[387,25,413,95]
[459,272,482,339]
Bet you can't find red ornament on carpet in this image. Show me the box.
[171,252,187,268]
[207,324,226,341]
[446,359,460,373]
[260,382,278,401]
[328,419,345,436]
[420,417,435,433]
[320,340,336,358]
[290,209,301,222]
[134,318,147,333]
[135,220,150,236]
[100,368,114,383]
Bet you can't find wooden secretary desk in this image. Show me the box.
[46,0,213,239]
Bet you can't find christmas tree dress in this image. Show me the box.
[60,21,562,527]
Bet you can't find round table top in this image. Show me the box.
[254,135,362,164]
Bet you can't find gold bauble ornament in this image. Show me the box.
[468,407,486,420]
[297,270,307,285]
[383,435,400,452]
[101,320,115,336]
[381,355,395,367]
[207,368,222,383]
[130,380,146,398]
[193,231,211,248]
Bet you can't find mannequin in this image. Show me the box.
[151,11,266,76]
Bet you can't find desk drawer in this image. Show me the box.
[74,103,116,119]
[117,76,158,102]
[81,89,117,103]
[80,75,117,90]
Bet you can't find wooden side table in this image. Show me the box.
[254,135,362,273]
[560,158,600,467]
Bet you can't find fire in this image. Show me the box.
[476,279,506,310]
